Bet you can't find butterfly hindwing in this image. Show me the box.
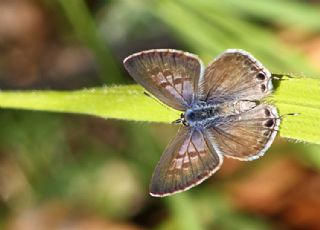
[124,49,203,111]
[150,126,223,197]
[205,104,279,161]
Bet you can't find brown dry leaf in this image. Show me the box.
[0,0,96,88]
[228,157,309,214]
[65,218,143,230]
[303,37,320,71]
[217,157,246,177]
[6,201,144,230]
[0,0,50,86]
[0,157,34,210]
[281,175,320,230]
[277,27,320,71]
[228,155,320,229]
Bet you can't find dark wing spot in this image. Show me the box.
[264,108,271,117]
[189,151,198,158]
[159,82,171,88]
[265,119,274,127]
[195,174,201,180]
[243,58,252,66]
[256,73,266,80]
[263,130,271,136]
[250,66,257,71]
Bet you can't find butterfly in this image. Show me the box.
[123,49,280,197]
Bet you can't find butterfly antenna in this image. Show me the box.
[271,73,295,81]
[280,113,300,119]
[172,118,182,125]
[143,91,174,111]
[143,91,165,107]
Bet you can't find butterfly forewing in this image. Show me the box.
[206,104,279,161]
[200,49,272,103]
[124,49,203,110]
[150,126,223,197]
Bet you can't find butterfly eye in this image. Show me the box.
[187,111,195,120]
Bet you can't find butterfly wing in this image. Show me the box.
[124,49,204,111]
[150,126,223,197]
[206,104,279,161]
[200,49,272,103]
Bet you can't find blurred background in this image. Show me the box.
[0,0,320,229]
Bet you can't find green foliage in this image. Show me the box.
[1,0,320,229]
[0,76,319,144]
[0,85,180,123]
[271,77,320,144]
[154,0,319,75]
[164,194,203,230]
[57,0,123,83]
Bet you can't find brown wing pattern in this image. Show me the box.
[206,104,279,161]
[200,49,272,102]
[150,126,223,197]
[124,49,203,110]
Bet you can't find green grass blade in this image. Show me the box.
[57,0,123,83]
[0,77,319,144]
[0,85,180,123]
[270,77,320,144]
[155,0,317,75]
[177,0,316,75]
[153,1,225,54]
[221,0,320,30]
